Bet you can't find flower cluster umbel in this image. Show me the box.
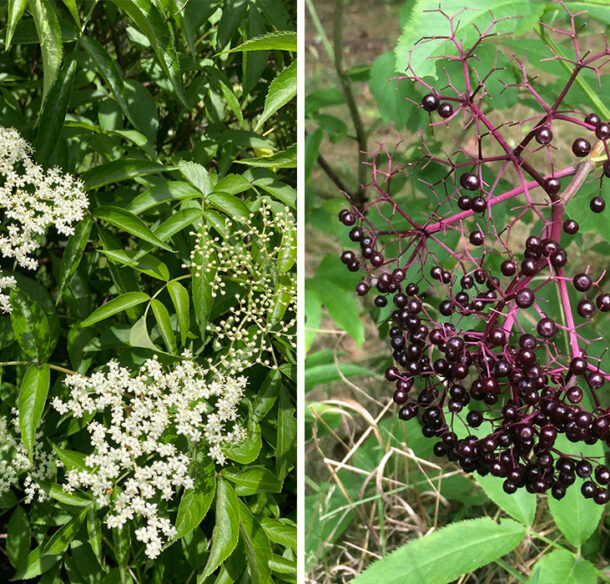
[52,355,246,559]
[188,200,297,373]
[340,4,610,503]
[0,126,88,311]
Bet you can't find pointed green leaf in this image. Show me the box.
[19,364,50,462]
[175,456,216,539]
[6,0,28,49]
[7,505,30,570]
[353,517,526,584]
[29,0,63,103]
[178,161,212,195]
[151,298,176,353]
[56,216,92,303]
[235,144,296,168]
[167,280,190,346]
[81,160,167,191]
[238,501,272,584]
[198,479,240,582]
[207,192,251,221]
[94,206,173,251]
[192,227,216,338]
[528,548,598,584]
[80,292,149,327]
[222,30,296,53]
[475,473,536,526]
[10,289,54,361]
[127,181,201,214]
[256,60,296,130]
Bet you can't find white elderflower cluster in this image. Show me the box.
[52,356,246,559]
[0,412,55,502]
[0,127,88,271]
[188,201,296,373]
[0,275,16,313]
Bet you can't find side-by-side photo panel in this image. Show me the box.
[306,1,610,583]
[0,2,296,583]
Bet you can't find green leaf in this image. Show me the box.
[192,226,216,339]
[10,289,54,361]
[238,501,272,584]
[81,159,167,191]
[7,505,30,570]
[15,509,87,580]
[236,144,297,168]
[100,249,170,281]
[29,0,63,103]
[199,478,240,582]
[252,369,282,422]
[276,386,295,481]
[35,54,77,165]
[175,456,216,539]
[216,0,247,50]
[222,465,282,495]
[178,161,212,196]
[260,518,296,551]
[256,60,296,130]
[528,548,598,584]
[207,192,251,221]
[81,36,135,129]
[369,51,412,130]
[475,473,536,526]
[56,217,92,303]
[50,443,88,471]
[6,0,28,49]
[19,364,50,462]
[80,291,150,327]
[167,280,190,346]
[353,517,526,584]
[87,508,103,565]
[127,181,201,214]
[153,207,202,242]
[111,0,188,106]
[94,206,173,251]
[224,416,262,464]
[38,480,91,507]
[222,30,296,52]
[129,314,158,350]
[151,298,177,353]
[395,0,546,79]
[547,434,605,546]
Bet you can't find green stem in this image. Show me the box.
[305,0,335,64]
[0,361,79,376]
[495,558,527,583]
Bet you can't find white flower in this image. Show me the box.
[53,354,246,559]
[0,127,88,311]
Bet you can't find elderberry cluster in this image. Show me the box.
[338,5,610,503]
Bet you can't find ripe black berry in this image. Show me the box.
[590,197,605,213]
[604,160,610,178]
[577,299,595,319]
[515,288,535,308]
[572,138,591,157]
[535,127,553,145]
[585,113,601,126]
[545,177,561,194]
[356,282,369,296]
[460,173,480,191]
[422,94,439,111]
[501,260,517,276]
[597,293,610,312]
[573,273,592,292]
[339,209,356,226]
[596,123,610,140]
[457,195,472,210]
[563,219,579,234]
[537,317,556,338]
[471,196,487,213]
[469,230,484,246]
[438,102,454,118]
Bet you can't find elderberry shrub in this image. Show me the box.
[338,5,610,503]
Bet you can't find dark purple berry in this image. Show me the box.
[573,273,592,292]
[501,260,517,276]
[537,317,556,338]
[563,219,579,234]
[590,197,605,213]
[572,138,591,157]
[515,288,535,308]
[356,282,369,296]
[585,113,601,126]
[457,195,472,210]
[460,173,480,191]
[469,230,484,246]
[577,299,595,319]
[422,94,439,112]
[339,209,356,226]
[545,177,561,194]
[596,123,610,140]
[597,293,610,312]
[535,127,553,145]
[438,102,454,118]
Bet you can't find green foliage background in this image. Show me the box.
[0,1,296,583]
